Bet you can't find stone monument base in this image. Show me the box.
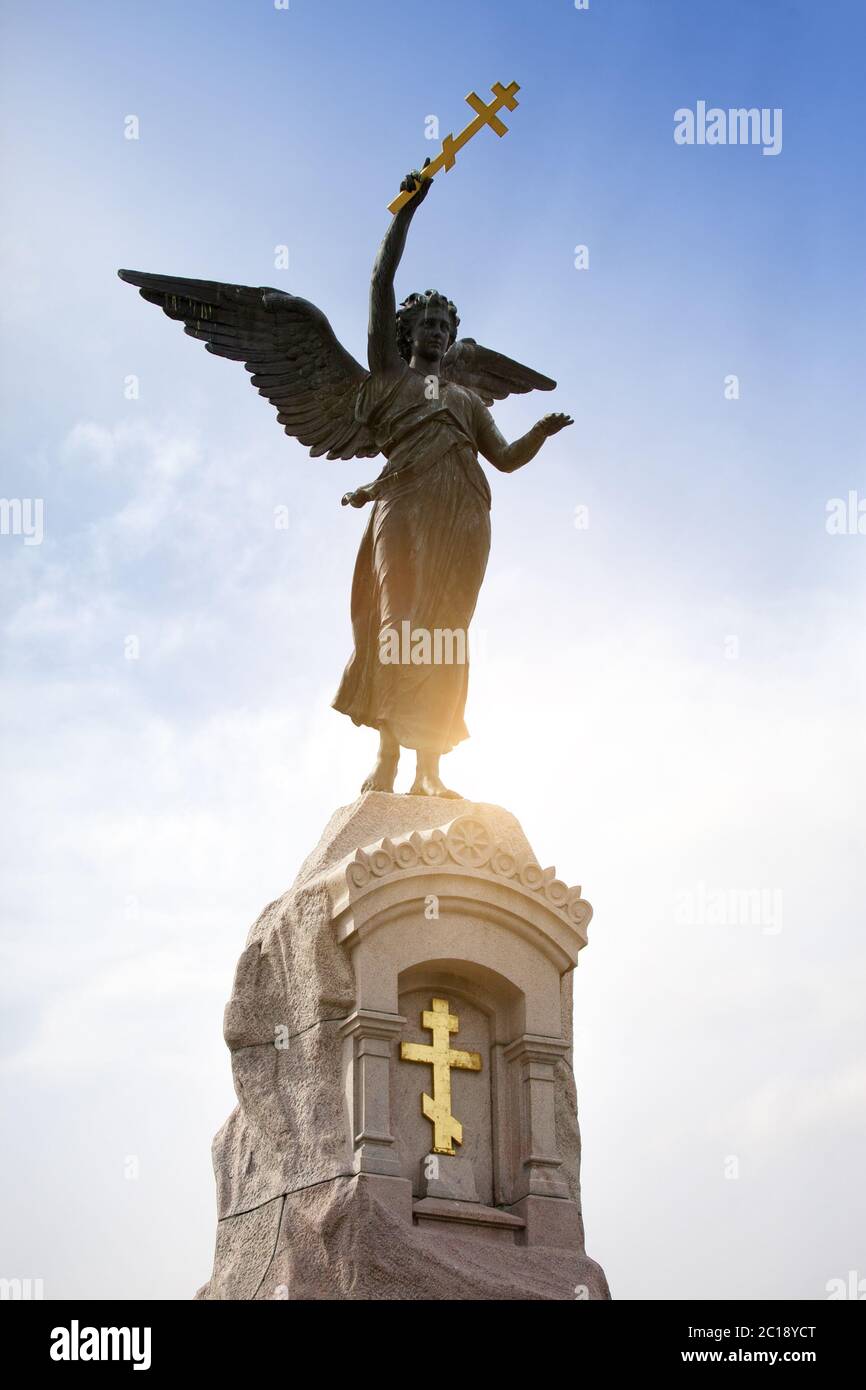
[195,793,610,1301]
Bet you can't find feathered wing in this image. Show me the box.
[440,338,556,406]
[117,270,379,461]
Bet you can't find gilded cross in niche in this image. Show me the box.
[400,997,482,1154]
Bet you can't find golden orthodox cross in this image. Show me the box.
[400,997,482,1155]
[388,81,520,215]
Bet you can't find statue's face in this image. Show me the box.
[411,301,453,362]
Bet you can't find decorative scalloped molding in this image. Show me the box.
[345,813,592,934]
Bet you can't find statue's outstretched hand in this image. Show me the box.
[538,412,574,437]
[399,157,433,206]
[341,486,374,508]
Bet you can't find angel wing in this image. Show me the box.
[117,270,379,461]
[440,338,556,406]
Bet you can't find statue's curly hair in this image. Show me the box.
[395,289,460,364]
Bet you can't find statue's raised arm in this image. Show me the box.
[368,163,433,374]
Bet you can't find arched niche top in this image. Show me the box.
[330,813,592,974]
[398,957,526,1041]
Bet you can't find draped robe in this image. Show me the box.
[332,364,506,753]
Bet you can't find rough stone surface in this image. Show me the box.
[197,1196,285,1301]
[198,1176,610,1301]
[213,1020,350,1219]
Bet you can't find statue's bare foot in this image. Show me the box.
[360,743,399,793]
[361,757,398,794]
[407,773,462,799]
[360,729,399,794]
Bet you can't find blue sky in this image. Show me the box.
[1,0,864,1300]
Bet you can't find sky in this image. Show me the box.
[1,0,864,1301]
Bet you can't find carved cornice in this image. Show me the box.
[343,814,593,939]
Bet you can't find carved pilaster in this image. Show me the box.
[504,1034,571,1200]
[340,1008,405,1176]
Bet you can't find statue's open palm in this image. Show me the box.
[539,412,574,437]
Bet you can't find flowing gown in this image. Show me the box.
[332,363,501,753]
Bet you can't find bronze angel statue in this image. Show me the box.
[119,163,571,798]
